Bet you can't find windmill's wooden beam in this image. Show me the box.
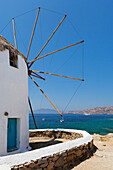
[29,75,62,116]
[31,73,43,79]
[31,72,45,80]
[26,7,40,61]
[28,40,84,64]
[28,69,45,80]
[28,97,38,129]
[12,18,17,49]
[28,14,67,68]
[32,70,84,81]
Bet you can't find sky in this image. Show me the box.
[0,0,113,112]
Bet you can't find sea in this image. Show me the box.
[29,113,113,135]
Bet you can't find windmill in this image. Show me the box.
[12,7,84,129]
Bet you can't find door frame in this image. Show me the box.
[7,118,20,152]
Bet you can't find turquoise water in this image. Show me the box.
[29,114,113,135]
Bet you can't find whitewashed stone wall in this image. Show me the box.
[0,129,93,169]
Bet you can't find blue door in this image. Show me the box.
[7,118,17,151]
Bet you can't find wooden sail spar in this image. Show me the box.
[28,70,45,80]
[12,18,17,49]
[28,40,84,65]
[28,14,67,68]
[31,70,84,81]
[26,7,40,61]
[29,75,63,116]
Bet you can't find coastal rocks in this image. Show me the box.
[65,106,113,115]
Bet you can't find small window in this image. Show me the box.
[9,50,18,68]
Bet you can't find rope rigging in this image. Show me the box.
[0,6,82,38]
[0,19,12,34]
[62,82,83,114]
[15,23,27,52]
[54,45,81,73]
[67,18,82,40]
[38,12,65,113]
[82,43,84,79]
[36,10,67,114]
[59,82,83,123]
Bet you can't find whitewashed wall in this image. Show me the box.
[0,49,29,156]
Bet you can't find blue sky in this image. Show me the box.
[0,0,113,112]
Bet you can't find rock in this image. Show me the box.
[53,155,59,161]
[24,162,31,168]
[63,163,69,170]
[68,150,75,155]
[19,168,31,170]
[40,162,48,168]
[29,163,37,168]
[34,159,38,164]
[47,162,54,170]
[76,150,82,157]
[62,152,67,157]
[18,164,24,169]
[66,154,74,162]
[32,165,42,170]
[12,166,19,170]
[38,158,48,164]
[90,141,93,149]
[34,167,42,170]
[55,156,64,167]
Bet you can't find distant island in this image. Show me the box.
[64,106,113,115]
[30,106,113,115]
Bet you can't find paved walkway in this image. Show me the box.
[72,133,113,170]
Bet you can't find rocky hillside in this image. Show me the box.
[66,106,113,115]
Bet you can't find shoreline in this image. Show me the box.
[63,113,113,115]
[30,113,113,115]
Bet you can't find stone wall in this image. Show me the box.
[12,141,93,170]
[11,129,93,170]
[29,129,83,140]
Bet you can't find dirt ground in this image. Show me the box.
[29,137,70,150]
[72,133,113,170]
